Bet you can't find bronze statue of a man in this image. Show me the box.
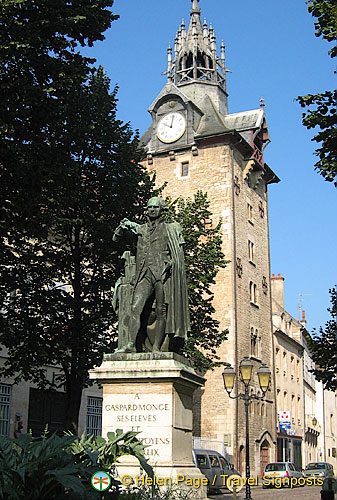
[112,197,190,353]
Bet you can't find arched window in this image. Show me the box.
[186,52,193,68]
[277,389,281,410]
[284,391,288,409]
[251,327,257,356]
[261,403,265,417]
[296,359,301,381]
[297,396,301,425]
[283,351,287,376]
[291,356,295,379]
[275,348,280,373]
[291,395,295,423]
[250,281,258,305]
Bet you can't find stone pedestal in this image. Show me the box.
[89,352,208,499]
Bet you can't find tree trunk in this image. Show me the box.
[65,375,83,434]
[65,226,83,434]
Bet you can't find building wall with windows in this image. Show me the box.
[271,273,304,469]
[301,334,321,465]
[271,274,328,468]
[143,116,278,478]
[316,383,337,471]
[0,347,102,438]
[138,0,279,478]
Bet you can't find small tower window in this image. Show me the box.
[181,162,189,177]
[249,281,258,305]
[250,327,261,358]
[250,327,257,357]
[261,402,266,417]
[247,203,253,223]
[248,240,255,263]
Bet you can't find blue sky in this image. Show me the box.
[83,0,336,332]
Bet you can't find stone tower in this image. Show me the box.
[140,0,279,477]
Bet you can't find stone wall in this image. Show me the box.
[143,136,276,476]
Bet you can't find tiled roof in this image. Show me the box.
[195,105,265,137]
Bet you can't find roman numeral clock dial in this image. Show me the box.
[156,112,186,143]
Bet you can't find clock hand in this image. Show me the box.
[170,115,174,128]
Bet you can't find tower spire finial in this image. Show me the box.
[190,0,200,16]
[168,0,228,113]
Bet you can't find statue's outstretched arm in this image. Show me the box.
[112,218,141,241]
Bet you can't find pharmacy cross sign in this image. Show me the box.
[279,411,290,421]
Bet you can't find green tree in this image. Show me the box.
[0,0,116,140]
[0,0,228,432]
[307,287,337,391]
[0,0,157,434]
[0,67,155,433]
[166,192,229,372]
[297,1,337,185]
[0,0,117,237]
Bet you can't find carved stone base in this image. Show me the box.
[89,353,208,499]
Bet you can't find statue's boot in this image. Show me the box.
[152,316,166,353]
[115,342,136,353]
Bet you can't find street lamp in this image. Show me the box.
[223,357,271,500]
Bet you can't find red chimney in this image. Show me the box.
[301,310,307,328]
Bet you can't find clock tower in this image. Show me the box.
[140,0,279,477]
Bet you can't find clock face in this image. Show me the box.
[156,112,186,143]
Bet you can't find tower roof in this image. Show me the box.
[165,0,228,98]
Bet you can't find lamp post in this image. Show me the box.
[223,357,271,500]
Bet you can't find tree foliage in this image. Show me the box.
[0,0,117,234]
[0,0,116,131]
[0,0,228,434]
[307,0,337,57]
[307,287,337,391]
[166,192,229,373]
[297,0,337,185]
[0,0,158,434]
[0,66,155,433]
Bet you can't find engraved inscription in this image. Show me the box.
[103,393,172,462]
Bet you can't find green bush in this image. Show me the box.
[68,429,153,479]
[0,433,99,499]
[0,430,153,500]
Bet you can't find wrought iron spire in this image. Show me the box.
[169,0,227,93]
